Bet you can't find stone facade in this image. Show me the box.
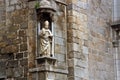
[88,0,114,80]
[0,0,117,80]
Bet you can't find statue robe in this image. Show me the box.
[40,28,53,56]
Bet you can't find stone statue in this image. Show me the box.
[39,21,53,57]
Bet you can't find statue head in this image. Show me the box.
[44,20,49,29]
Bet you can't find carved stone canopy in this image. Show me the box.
[38,0,57,12]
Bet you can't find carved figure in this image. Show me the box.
[39,21,53,57]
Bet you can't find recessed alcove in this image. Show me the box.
[38,12,52,31]
[0,78,5,80]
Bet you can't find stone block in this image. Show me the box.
[68,10,78,16]
[72,43,80,52]
[68,43,80,52]
[68,67,74,76]
[28,1,36,8]
[57,62,66,69]
[7,32,17,39]
[55,53,65,62]
[16,53,23,59]
[20,22,28,29]
[68,77,74,80]
[47,72,55,80]
[38,72,45,80]
[1,45,18,54]
[20,59,28,67]
[55,73,67,80]
[5,0,10,7]
[68,59,74,67]
[20,43,27,52]
[68,23,78,30]
[15,77,27,80]
[8,25,19,32]
[14,38,21,44]
[68,16,76,23]
[77,1,88,9]
[6,68,14,78]
[0,53,14,60]
[6,6,14,12]
[75,59,88,68]
[66,0,77,4]
[16,5,22,10]
[0,61,6,78]
[74,67,85,78]
[81,0,88,3]
[0,42,7,48]
[54,44,65,54]
[7,60,18,68]
[23,52,28,58]
[54,29,63,37]
[82,46,88,54]
[10,0,18,5]
[55,37,64,46]
[19,30,26,37]
[74,77,82,80]
[14,67,23,77]
[24,67,28,77]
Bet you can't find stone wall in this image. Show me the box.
[67,0,115,80]
[0,0,29,79]
[67,0,89,80]
[0,0,6,79]
[88,0,115,80]
[0,0,116,80]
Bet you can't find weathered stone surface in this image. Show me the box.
[24,67,28,77]
[20,59,28,67]
[87,0,114,80]
[0,0,116,80]
[1,45,18,54]
[19,30,26,37]
[20,22,28,29]
[16,53,23,59]
[20,43,27,52]
[0,53,14,60]
[14,67,23,77]
[6,68,14,78]
[0,61,6,78]
[7,60,18,68]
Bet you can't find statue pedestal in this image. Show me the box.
[36,56,56,68]
[29,57,57,80]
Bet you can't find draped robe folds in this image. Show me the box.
[40,28,53,56]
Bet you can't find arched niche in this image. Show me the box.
[36,0,57,58]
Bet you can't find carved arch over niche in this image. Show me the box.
[28,0,67,5]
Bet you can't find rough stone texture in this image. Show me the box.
[0,0,29,79]
[67,0,89,80]
[67,0,115,80]
[88,0,114,80]
[0,0,117,80]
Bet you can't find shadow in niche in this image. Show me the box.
[38,12,52,31]
[37,12,54,57]
[0,78,5,80]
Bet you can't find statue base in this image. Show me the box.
[29,56,68,80]
[36,56,56,66]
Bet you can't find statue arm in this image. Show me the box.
[39,28,45,37]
